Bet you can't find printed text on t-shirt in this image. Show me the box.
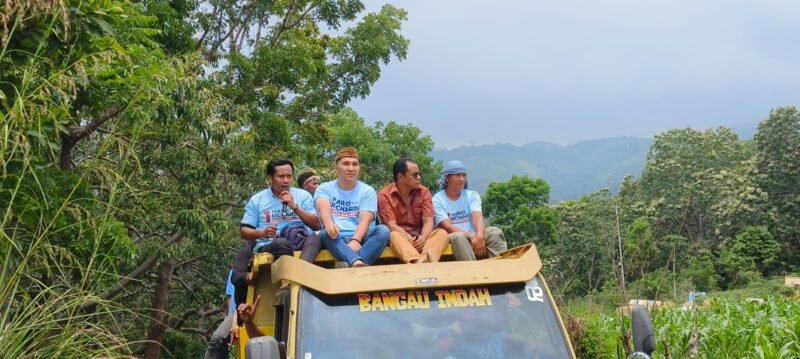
[448,210,470,224]
[331,197,359,217]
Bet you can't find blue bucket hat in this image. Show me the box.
[439,160,468,189]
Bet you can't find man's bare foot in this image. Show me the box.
[351,260,368,267]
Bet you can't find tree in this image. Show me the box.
[634,127,749,245]
[483,176,557,248]
[754,106,800,270]
[309,108,442,189]
[548,190,617,300]
[1,0,414,357]
[623,218,658,281]
[732,226,780,276]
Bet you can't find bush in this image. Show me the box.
[733,226,781,276]
[684,251,717,292]
[563,306,621,358]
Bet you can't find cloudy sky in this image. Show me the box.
[348,0,800,148]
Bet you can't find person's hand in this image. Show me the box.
[348,238,362,252]
[325,223,339,239]
[411,235,425,252]
[278,191,296,211]
[262,224,277,238]
[472,234,487,258]
[237,294,261,324]
[229,323,240,346]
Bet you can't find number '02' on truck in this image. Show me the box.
[238,244,576,358]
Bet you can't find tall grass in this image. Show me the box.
[1,2,141,356]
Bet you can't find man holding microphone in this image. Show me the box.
[232,158,322,307]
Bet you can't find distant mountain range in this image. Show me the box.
[432,137,652,202]
[430,123,758,202]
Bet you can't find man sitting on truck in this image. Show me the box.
[315,147,390,267]
[433,160,508,261]
[378,158,449,263]
[297,170,320,195]
[232,158,322,304]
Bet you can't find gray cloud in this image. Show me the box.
[350,0,800,147]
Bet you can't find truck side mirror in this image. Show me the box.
[246,336,281,359]
[630,304,656,355]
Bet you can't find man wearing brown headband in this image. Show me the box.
[314,147,390,267]
[297,171,320,195]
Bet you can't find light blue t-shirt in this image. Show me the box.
[314,180,377,239]
[241,187,316,250]
[225,270,235,315]
[432,189,482,234]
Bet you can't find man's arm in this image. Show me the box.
[437,218,472,235]
[315,198,339,239]
[419,216,434,241]
[378,192,411,239]
[240,198,274,241]
[240,226,274,241]
[281,191,321,230]
[239,295,265,338]
[352,210,374,242]
[293,203,321,230]
[470,211,487,257]
[385,219,412,238]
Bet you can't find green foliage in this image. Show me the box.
[629,269,673,300]
[163,328,207,358]
[710,276,795,301]
[632,127,750,245]
[732,226,781,276]
[653,298,800,358]
[565,310,620,358]
[548,190,618,299]
[319,108,442,189]
[2,0,418,355]
[754,106,800,270]
[483,175,557,247]
[623,218,658,281]
[684,250,717,292]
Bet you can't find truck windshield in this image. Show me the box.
[296,276,573,358]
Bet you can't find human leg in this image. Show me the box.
[358,224,390,265]
[421,228,450,263]
[203,313,233,359]
[388,231,422,263]
[449,232,476,261]
[321,231,361,265]
[484,226,508,258]
[258,237,294,259]
[231,241,254,308]
[298,233,322,262]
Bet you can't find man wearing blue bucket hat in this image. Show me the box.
[432,160,508,260]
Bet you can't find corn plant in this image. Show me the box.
[652,298,800,358]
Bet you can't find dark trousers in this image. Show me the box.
[231,234,321,310]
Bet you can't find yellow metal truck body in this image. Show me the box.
[239,244,575,358]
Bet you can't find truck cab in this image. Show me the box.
[238,244,576,358]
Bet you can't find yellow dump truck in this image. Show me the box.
[236,244,657,358]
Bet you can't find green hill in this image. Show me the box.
[431,137,652,202]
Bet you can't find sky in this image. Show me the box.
[348,0,800,148]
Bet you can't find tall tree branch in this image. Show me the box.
[81,230,184,313]
[60,107,124,170]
